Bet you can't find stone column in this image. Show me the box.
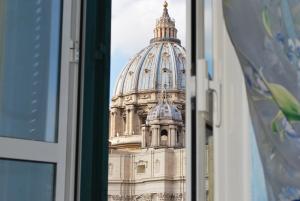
[110,112,114,138]
[127,105,135,135]
[166,28,169,38]
[151,125,160,147]
[182,127,185,147]
[152,126,157,147]
[110,108,118,137]
[109,112,112,138]
[169,125,177,147]
[125,109,129,135]
[141,126,148,148]
[156,126,161,146]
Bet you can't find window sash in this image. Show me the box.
[0,0,80,200]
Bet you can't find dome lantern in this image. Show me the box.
[150,1,180,44]
[146,102,182,123]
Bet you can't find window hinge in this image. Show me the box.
[70,40,80,64]
[209,79,222,128]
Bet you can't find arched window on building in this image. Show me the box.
[122,116,126,135]
[177,130,180,145]
[160,129,168,146]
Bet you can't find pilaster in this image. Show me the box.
[169,125,177,147]
[126,105,135,135]
[151,125,160,147]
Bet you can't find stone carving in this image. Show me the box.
[157,93,171,100]
[176,104,182,109]
[125,96,133,101]
[137,110,145,116]
[108,193,185,201]
[139,94,150,99]
[134,160,148,169]
[157,193,184,201]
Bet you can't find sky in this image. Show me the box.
[110,0,186,99]
[109,1,268,199]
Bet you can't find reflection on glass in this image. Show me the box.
[0,0,62,142]
[205,0,213,77]
[0,159,55,201]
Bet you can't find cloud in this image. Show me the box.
[110,0,186,99]
[111,0,186,58]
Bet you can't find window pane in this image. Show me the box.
[205,0,213,77]
[0,159,55,201]
[0,0,62,142]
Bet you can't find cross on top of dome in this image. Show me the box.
[162,1,170,19]
[163,1,168,8]
[150,1,181,44]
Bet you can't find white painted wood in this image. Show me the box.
[197,59,209,112]
[0,137,60,163]
[185,0,193,200]
[64,0,81,200]
[212,0,251,201]
[186,0,208,201]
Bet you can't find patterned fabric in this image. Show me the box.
[223,0,300,200]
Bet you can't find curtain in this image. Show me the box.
[223,0,300,200]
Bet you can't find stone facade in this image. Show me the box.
[109,91,185,150]
[108,2,186,200]
[108,149,185,201]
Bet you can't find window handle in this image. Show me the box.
[209,80,222,128]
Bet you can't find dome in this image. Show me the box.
[114,42,186,97]
[146,101,182,122]
[113,2,186,97]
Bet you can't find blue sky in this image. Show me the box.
[109,0,214,99]
[110,0,186,99]
[251,124,268,201]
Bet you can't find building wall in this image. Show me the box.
[108,148,186,200]
[109,91,185,149]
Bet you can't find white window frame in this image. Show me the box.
[211,0,251,200]
[0,0,81,200]
[186,0,251,200]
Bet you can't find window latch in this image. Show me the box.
[70,40,80,64]
[195,59,222,127]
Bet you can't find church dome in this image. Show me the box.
[146,101,182,122]
[113,2,186,97]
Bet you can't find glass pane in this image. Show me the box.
[0,159,55,201]
[0,0,62,142]
[205,0,213,78]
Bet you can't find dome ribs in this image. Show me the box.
[112,2,186,98]
[113,42,186,97]
[169,43,178,90]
